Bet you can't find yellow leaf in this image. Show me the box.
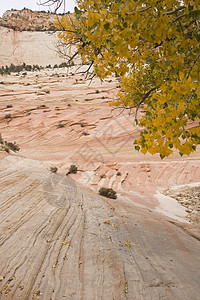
[103,220,110,224]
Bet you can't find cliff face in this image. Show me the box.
[0,27,71,67]
[0,9,77,67]
[0,8,61,31]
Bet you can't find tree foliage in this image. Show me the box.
[56,0,200,158]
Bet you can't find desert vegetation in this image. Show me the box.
[0,134,20,153]
[0,62,74,75]
[99,187,117,199]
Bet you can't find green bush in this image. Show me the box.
[0,134,20,152]
[50,167,58,173]
[99,187,117,199]
[68,165,78,174]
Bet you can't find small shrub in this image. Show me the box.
[0,134,20,152]
[25,65,32,71]
[100,174,106,179]
[5,114,11,119]
[50,167,58,173]
[6,105,13,108]
[35,26,42,31]
[68,165,78,174]
[82,131,90,136]
[33,65,40,71]
[57,123,65,128]
[4,141,20,152]
[99,187,117,199]
[59,62,68,68]
[116,172,121,176]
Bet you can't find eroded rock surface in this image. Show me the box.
[0,68,200,299]
[0,157,200,299]
[0,9,79,67]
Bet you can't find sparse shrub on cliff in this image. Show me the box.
[82,131,90,136]
[33,65,40,71]
[1,66,11,75]
[50,167,58,173]
[57,123,65,128]
[0,134,20,153]
[4,141,20,152]
[99,187,117,199]
[25,65,32,71]
[67,165,78,174]
[0,63,31,75]
[0,68,4,76]
[35,26,42,31]
[5,114,12,119]
[0,62,70,75]
[100,174,106,179]
[59,62,68,68]
[0,134,3,144]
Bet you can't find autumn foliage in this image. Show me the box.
[56,0,200,158]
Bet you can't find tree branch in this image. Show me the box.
[162,6,186,15]
[171,13,187,23]
[187,53,200,79]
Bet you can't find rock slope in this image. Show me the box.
[0,68,200,299]
[0,156,200,299]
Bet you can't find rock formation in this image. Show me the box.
[0,9,77,67]
[0,68,200,299]
[0,8,60,31]
[0,11,200,298]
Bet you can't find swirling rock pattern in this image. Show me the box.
[0,68,200,299]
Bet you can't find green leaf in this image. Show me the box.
[123,22,128,28]
[74,6,81,15]
[164,60,173,66]
[104,23,110,30]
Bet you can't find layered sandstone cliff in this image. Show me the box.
[0,9,77,67]
[0,8,61,31]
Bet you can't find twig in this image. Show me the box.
[180,90,195,119]
[187,53,200,79]
[171,13,187,23]
[162,6,186,15]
